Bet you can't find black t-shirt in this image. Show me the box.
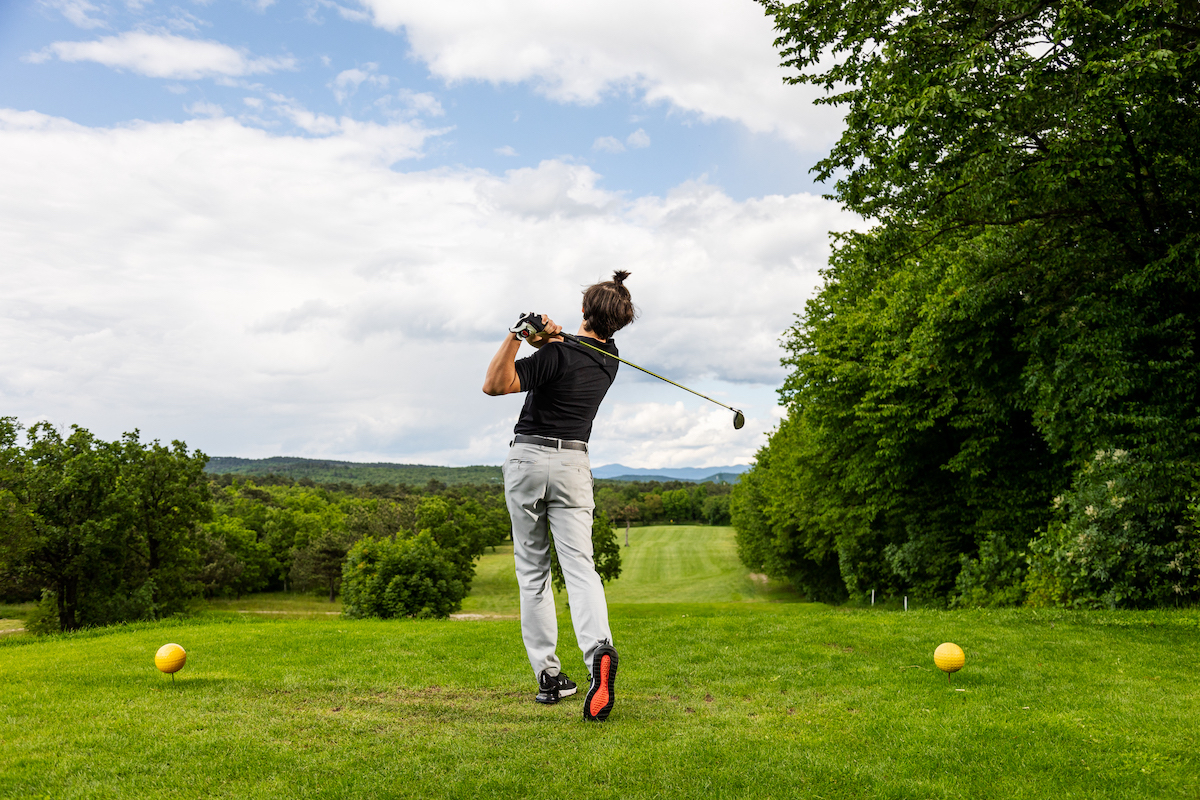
[513,337,619,442]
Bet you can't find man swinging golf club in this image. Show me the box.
[482,271,636,722]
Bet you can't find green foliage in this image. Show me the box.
[660,488,696,521]
[701,494,731,525]
[290,529,360,602]
[730,417,848,604]
[206,457,502,486]
[595,480,732,528]
[340,532,466,619]
[1024,450,1200,608]
[23,590,61,636]
[547,510,623,593]
[2,421,212,631]
[414,496,486,593]
[0,418,37,603]
[736,0,1200,606]
[198,514,274,597]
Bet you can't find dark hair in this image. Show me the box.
[582,270,638,339]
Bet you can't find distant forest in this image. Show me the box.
[205,457,742,487]
[206,457,502,486]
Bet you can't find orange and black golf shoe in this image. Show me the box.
[583,639,618,722]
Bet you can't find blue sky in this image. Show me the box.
[0,0,856,468]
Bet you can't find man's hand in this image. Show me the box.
[510,313,563,348]
[527,314,563,348]
[485,313,564,396]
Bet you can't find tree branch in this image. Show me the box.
[983,0,1055,41]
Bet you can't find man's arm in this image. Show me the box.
[482,315,562,396]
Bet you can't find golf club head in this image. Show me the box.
[733,409,745,430]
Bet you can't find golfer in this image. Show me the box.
[482,271,636,722]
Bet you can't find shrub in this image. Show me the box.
[1024,450,1200,609]
[340,532,465,619]
[952,530,1028,608]
[25,590,61,636]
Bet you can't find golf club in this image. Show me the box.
[511,313,746,430]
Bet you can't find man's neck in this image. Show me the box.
[577,323,606,343]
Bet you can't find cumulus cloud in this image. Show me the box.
[593,129,651,154]
[626,128,650,149]
[331,63,389,103]
[592,135,624,154]
[26,32,297,79]
[495,145,517,156]
[44,0,107,29]
[185,101,224,117]
[393,88,444,118]
[352,0,844,148]
[0,109,856,466]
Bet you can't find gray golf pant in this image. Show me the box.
[503,441,612,680]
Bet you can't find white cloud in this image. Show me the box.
[394,89,443,118]
[597,402,764,469]
[0,109,856,466]
[186,101,224,117]
[27,32,297,79]
[44,0,107,29]
[626,128,650,149]
[353,0,843,148]
[495,145,517,157]
[331,63,389,103]
[593,135,624,154]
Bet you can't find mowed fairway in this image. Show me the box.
[460,525,798,614]
[1,526,1198,799]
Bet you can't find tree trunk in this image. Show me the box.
[59,577,78,631]
[625,519,630,547]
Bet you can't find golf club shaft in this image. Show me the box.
[558,332,737,413]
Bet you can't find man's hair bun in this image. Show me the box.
[582,271,638,338]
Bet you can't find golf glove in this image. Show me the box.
[509,312,546,341]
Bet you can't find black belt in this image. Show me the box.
[511,434,588,452]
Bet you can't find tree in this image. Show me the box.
[291,528,359,601]
[619,504,640,546]
[4,423,211,630]
[414,495,486,592]
[111,431,213,617]
[735,0,1200,606]
[702,494,732,526]
[548,510,622,593]
[340,532,466,619]
[199,514,274,597]
[20,423,125,631]
[661,489,695,522]
[0,418,37,602]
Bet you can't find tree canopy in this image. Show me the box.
[733,0,1200,607]
[0,419,212,630]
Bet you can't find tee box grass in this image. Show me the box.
[1,526,1198,799]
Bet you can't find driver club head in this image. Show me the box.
[733,409,745,430]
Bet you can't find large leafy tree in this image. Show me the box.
[2,422,212,630]
[735,0,1200,606]
[111,432,213,617]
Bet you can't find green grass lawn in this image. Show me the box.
[460,524,799,614]
[1,526,1198,799]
